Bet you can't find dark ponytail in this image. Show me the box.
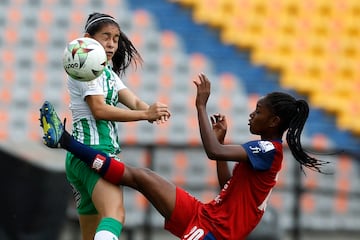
[285,100,330,173]
[85,12,143,76]
[266,92,329,173]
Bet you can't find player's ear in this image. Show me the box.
[269,115,281,128]
[84,33,90,38]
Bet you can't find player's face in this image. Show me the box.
[248,98,277,136]
[92,23,120,61]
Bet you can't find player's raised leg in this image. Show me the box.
[39,101,177,219]
[39,101,125,184]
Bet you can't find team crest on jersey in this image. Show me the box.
[108,78,116,89]
[258,141,275,152]
[92,154,106,171]
[249,141,274,154]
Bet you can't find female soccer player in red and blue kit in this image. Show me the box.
[40,73,327,239]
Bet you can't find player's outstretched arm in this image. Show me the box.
[85,94,170,123]
[117,88,171,124]
[194,73,249,163]
[210,113,232,188]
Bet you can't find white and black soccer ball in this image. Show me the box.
[63,37,107,81]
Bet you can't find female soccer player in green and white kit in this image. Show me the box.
[52,12,170,240]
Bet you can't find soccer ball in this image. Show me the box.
[63,37,107,81]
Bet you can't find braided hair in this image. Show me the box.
[84,12,142,76]
[265,92,330,173]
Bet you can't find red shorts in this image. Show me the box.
[164,187,217,240]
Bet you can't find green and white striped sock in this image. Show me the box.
[94,217,123,240]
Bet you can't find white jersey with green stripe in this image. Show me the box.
[67,65,127,155]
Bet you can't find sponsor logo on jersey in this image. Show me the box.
[214,179,230,204]
[249,146,261,153]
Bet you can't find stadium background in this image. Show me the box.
[0,0,359,239]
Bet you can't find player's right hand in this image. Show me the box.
[147,102,171,124]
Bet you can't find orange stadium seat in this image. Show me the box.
[4,27,18,45]
[192,0,232,29]
[132,9,155,30]
[1,66,15,84]
[337,94,360,134]
[160,30,182,52]
[123,188,148,226]
[7,7,21,25]
[0,110,9,140]
[334,155,352,213]
[301,193,316,214]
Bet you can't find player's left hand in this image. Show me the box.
[193,73,210,108]
[211,113,227,143]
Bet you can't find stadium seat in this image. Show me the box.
[123,187,147,227]
[192,0,231,29]
[133,9,157,30]
[120,147,151,226]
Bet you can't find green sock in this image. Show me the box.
[96,217,123,238]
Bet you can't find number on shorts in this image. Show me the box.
[183,226,205,240]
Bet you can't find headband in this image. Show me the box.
[85,16,117,32]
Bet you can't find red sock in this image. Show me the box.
[94,154,125,185]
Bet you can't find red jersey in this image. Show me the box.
[200,140,283,239]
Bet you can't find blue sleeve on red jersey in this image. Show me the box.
[241,140,277,171]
